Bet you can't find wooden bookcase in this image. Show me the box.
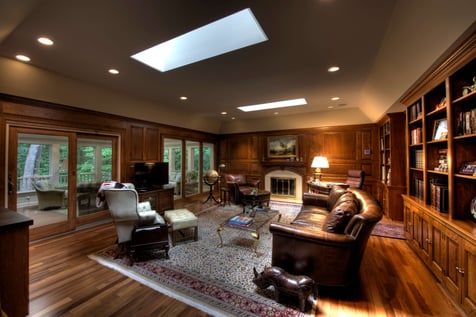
[378,112,406,220]
[401,28,476,316]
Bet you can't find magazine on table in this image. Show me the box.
[227,215,253,226]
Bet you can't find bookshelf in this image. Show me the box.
[401,27,476,316]
[378,112,406,220]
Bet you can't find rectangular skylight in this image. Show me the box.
[237,98,308,112]
[131,8,268,72]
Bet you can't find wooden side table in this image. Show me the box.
[220,187,231,206]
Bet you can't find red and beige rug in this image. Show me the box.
[90,202,404,316]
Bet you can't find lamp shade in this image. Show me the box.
[311,156,329,168]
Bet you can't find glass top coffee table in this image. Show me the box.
[217,209,280,257]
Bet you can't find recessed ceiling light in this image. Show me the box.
[237,98,307,112]
[231,117,236,120]
[38,37,54,46]
[180,96,188,100]
[274,112,279,115]
[221,111,228,115]
[131,8,268,72]
[108,69,119,75]
[331,97,340,100]
[328,66,340,72]
[16,54,30,62]
[328,106,334,109]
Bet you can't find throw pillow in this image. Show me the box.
[326,186,349,210]
[323,198,358,233]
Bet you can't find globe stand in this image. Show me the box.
[202,170,220,204]
[203,182,219,204]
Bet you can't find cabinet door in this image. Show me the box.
[420,214,432,262]
[443,229,462,303]
[461,240,476,316]
[404,203,413,240]
[139,192,157,211]
[156,187,174,214]
[429,221,446,281]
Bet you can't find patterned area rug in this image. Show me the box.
[90,202,316,317]
[371,221,405,239]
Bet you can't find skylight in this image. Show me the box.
[237,98,308,112]
[131,8,268,72]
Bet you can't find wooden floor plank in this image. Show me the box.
[28,200,466,317]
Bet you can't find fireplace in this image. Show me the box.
[265,169,303,203]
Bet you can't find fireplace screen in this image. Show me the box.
[270,177,296,198]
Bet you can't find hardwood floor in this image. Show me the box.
[28,199,466,317]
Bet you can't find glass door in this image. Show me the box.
[9,128,75,237]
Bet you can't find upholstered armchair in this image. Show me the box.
[103,186,169,264]
[345,170,365,189]
[32,181,66,210]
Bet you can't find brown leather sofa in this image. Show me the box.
[269,186,382,288]
[224,173,261,204]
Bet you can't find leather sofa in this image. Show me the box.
[269,186,382,288]
[224,173,261,204]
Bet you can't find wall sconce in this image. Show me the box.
[311,156,329,183]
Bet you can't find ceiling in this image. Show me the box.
[0,0,475,133]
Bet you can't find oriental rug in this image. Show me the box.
[90,202,315,317]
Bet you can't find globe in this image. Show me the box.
[204,169,219,185]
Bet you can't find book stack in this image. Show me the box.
[227,215,253,226]
[410,127,422,144]
[456,108,476,135]
[430,182,449,213]
[412,149,424,168]
[409,102,422,121]
[413,178,424,200]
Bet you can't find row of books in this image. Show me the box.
[409,102,423,122]
[410,127,422,145]
[411,149,424,169]
[455,108,476,135]
[413,178,424,200]
[430,182,449,213]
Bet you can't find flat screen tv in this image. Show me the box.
[133,162,169,191]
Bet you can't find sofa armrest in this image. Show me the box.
[302,192,328,208]
[269,222,356,245]
[248,179,261,188]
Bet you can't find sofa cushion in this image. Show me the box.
[323,197,359,233]
[327,185,349,210]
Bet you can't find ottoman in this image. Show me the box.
[164,208,198,246]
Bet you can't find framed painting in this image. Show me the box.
[267,135,298,158]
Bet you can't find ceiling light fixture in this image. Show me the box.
[331,97,340,100]
[16,54,30,62]
[180,96,188,100]
[38,37,54,46]
[328,66,340,72]
[131,8,268,72]
[221,111,228,115]
[108,69,119,75]
[237,98,307,112]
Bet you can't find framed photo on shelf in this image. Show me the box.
[433,119,448,140]
[459,161,476,175]
[267,135,298,159]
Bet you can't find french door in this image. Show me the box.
[7,126,117,240]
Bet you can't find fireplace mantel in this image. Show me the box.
[261,161,304,168]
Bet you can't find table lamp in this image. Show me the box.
[311,156,329,183]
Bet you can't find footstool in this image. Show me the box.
[164,209,198,246]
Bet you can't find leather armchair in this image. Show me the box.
[224,173,261,204]
[269,187,382,287]
[345,169,365,189]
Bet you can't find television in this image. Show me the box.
[133,162,169,191]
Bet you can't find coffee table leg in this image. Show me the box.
[251,231,260,257]
[217,225,224,247]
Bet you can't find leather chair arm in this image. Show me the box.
[249,179,261,188]
[269,222,357,245]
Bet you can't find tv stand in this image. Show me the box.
[138,187,174,215]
